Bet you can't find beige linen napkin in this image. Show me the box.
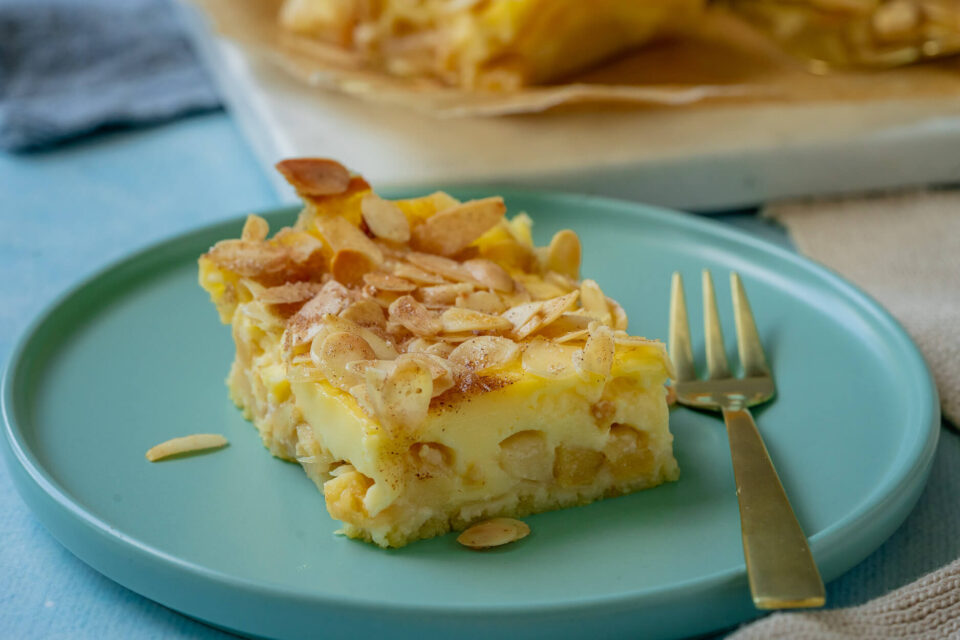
[764,191,960,427]
[728,557,960,639]
[726,191,959,638]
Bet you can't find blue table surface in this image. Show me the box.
[1,112,957,639]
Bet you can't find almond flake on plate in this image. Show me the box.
[145,434,228,462]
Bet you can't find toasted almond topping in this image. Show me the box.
[315,215,384,265]
[503,290,579,340]
[522,338,577,379]
[315,331,377,389]
[241,214,269,242]
[403,337,434,353]
[392,261,447,285]
[513,273,572,301]
[363,272,416,292]
[555,329,590,343]
[284,281,353,348]
[448,336,519,373]
[331,249,377,287]
[612,333,660,348]
[576,324,615,378]
[535,313,592,337]
[205,240,289,278]
[361,193,411,243]
[255,281,324,304]
[345,358,393,378]
[339,299,386,328]
[398,352,456,397]
[544,271,578,293]
[285,232,326,264]
[455,290,507,314]
[418,283,476,306]
[435,333,480,344]
[365,357,433,433]
[146,434,228,462]
[441,307,514,334]
[547,229,581,279]
[348,383,373,413]
[457,518,530,549]
[580,280,612,325]
[411,197,506,257]
[319,315,399,360]
[424,341,456,358]
[389,295,442,336]
[405,252,474,282]
[275,158,350,196]
[463,259,514,292]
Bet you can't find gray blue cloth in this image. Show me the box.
[0,0,220,151]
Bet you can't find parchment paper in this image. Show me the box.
[191,0,960,116]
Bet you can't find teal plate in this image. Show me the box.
[2,191,940,640]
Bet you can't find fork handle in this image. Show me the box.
[722,406,826,609]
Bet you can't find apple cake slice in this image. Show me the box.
[198,158,678,547]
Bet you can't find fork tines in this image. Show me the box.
[670,270,771,381]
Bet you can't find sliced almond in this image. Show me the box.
[411,197,506,257]
[612,333,660,347]
[284,281,353,348]
[145,434,228,462]
[580,280,613,326]
[389,295,442,336]
[398,352,456,397]
[514,273,571,301]
[392,261,447,285]
[418,283,476,306]
[424,341,456,358]
[576,324,615,379]
[282,231,326,264]
[405,252,474,283]
[448,336,519,373]
[522,338,577,379]
[535,313,592,339]
[331,249,377,287]
[361,193,411,243]
[457,518,530,549]
[323,315,398,360]
[348,383,374,414]
[315,215,384,265]
[365,357,433,434]
[547,229,581,279]
[503,290,579,340]
[456,290,507,314]
[315,331,377,389]
[441,307,513,334]
[241,214,269,242]
[339,299,386,328]
[204,240,289,279]
[275,158,351,197]
[554,329,590,343]
[363,272,417,292]
[463,259,514,292]
[255,281,324,304]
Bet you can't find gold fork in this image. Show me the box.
[670,270,825,610]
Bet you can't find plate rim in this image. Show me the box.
[1,189,941,620]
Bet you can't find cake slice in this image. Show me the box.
[278,0,703,89]
[198,158,678,548]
